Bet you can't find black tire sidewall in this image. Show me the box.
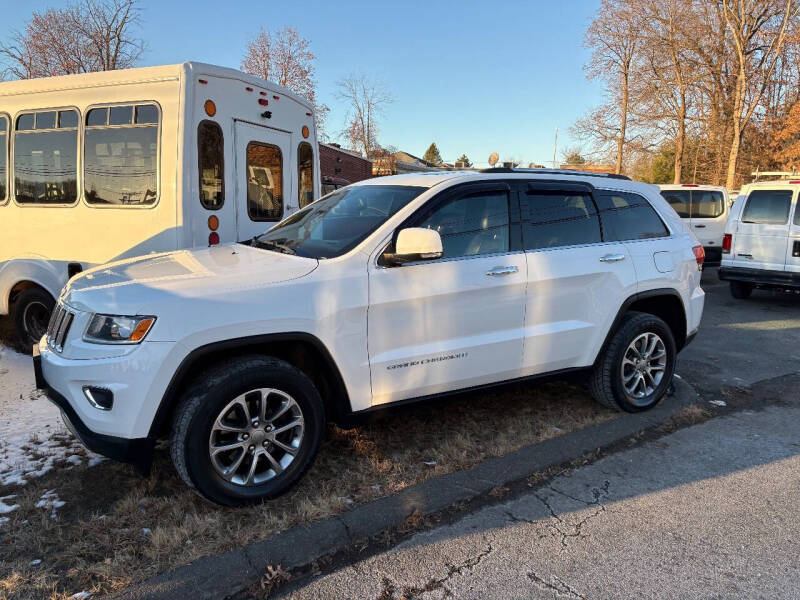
[609,316,676,412]
[13,288,55,351]
[182,362,324,506]
[730,281,753,299]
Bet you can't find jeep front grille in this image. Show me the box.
[46,304,74,352]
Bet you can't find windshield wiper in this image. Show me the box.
[251,238,296,255]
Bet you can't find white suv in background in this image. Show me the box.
[34,169,705,506]
[659,184,730,266]
[719,181,800,298]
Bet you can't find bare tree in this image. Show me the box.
[0,0,144,79]
[241,27,329,137]
[336,74,392,158]
[583,0,641,174]
[723,0,799,188]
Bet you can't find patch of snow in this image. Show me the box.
[36,489,65,519]
[70,592,92,600]
[0,517,9,525]
[30,559,42,566]
[0,344,102,486]
[0,494,19,514]
[709,400,727,407]
[142,527,151,536]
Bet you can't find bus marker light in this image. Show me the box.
[204,100,216,117]
[302,126,309,138]
[209,231,220,246]
[208,215,219,231]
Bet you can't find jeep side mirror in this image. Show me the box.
[384,227,443,265]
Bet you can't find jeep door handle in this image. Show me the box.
[599,254,626,263]
[485,266,519,276]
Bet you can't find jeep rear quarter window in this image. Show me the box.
[596,191,669,241]
[742,190,792,225]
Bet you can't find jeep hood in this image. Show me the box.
[62,243,318,314]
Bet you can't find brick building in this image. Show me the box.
[319,143,373,194]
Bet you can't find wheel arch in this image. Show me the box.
[596,288,688,366]
[148,332,353,438]
[1,260,65,315]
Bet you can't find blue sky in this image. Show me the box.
[4,0,603,167]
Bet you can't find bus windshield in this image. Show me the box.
[250,185,425,259]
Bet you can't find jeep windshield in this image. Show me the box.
[250,185,425,259]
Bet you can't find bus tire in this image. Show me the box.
[12,287,55,352]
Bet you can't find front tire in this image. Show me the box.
[590,311,676,413]
[729,281,753,299]
[12,287,55,351]
[170,356,325,506]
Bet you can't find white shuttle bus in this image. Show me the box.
[0,62,320,348]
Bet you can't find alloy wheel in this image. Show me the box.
[620,332,667,404]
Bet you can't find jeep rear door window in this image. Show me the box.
[84,104,159,206]
[297,142,314,209]
[414,190,510,258]
[14,109,79,204]
[198,120,224,209]
[742,190,792,225]
[523,192,601,250]
[247,142,283,221]
[596,192,669,241]
[660,190,690,218]
[253,185,423,258]
[0,116,7,202]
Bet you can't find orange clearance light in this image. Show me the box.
[204,100,217,117]
[302,125,309,139]
[130,318,156,343]
[207,215,219,231]
[209,231,220,246]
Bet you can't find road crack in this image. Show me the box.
[398,540,494,598]
[527,570,586,598]
[530,480,610,550]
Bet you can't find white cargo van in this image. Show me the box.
[719,180,800,298]
[658,184,729,265]
[0,62,320,347]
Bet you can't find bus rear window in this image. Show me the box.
[84,103,159,206]
[298,142,314,209]
[198,120,224,209]
[0,116,7,202]
[15,109,79,205]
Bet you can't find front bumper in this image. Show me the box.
[718,266,800,288]
[33,343,168,469]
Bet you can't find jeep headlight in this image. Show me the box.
[84,314,156,344]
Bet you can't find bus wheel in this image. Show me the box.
[13,288,55,352]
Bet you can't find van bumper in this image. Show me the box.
[33,344,155,470]
[718,266,800,288]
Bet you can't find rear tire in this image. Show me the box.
[729,281,753,299]
[12,287,55,352]
[170,355,324,507]
[590,311,676,413]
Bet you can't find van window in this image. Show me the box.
[15,109,79,204]
[596,192,669,241]
[660,190,690,218]
[523,192,601,250]
[298,142,314,209]
[0,116,7,203]
[84,103,158,206]
[246,142,283,221]
[742,190,792,225]
[692,190,724,218]
[198,120,224,209]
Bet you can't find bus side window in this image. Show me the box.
[84,103,159,206]
[15,109,79,205]
[198,120,224,209]
[297,142,314,209]
[0,115,7,203]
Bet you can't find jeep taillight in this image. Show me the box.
[722,233,732,254]
[692,245,705,270]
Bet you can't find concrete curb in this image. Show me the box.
[114,379,698,600]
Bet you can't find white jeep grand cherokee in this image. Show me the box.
[34,169,705,506]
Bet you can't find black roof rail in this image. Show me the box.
[478,167,631,181]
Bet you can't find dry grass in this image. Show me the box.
[665,403,711,427]
[0,378,615,600]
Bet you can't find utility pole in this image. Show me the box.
[552,127,559,168]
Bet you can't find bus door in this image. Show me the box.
[233,120,293,242]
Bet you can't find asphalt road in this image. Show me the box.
[282,270,800,600]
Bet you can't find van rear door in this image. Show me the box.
[733,188,793,272]
[785,191,800,274]
[690,189,726,249]
[233,120,292,242]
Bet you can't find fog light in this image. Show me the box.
[83,386,113,411]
